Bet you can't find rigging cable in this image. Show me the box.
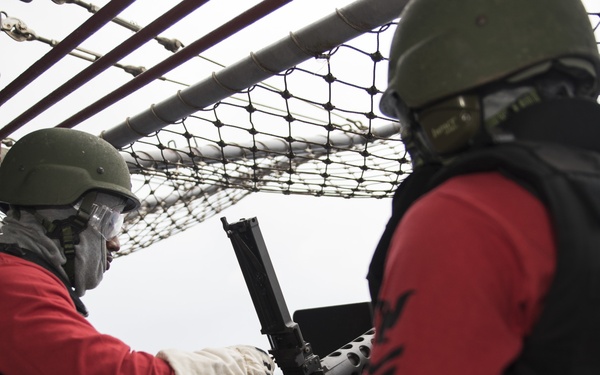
[0,0,134,111]
[54,0,293,131]
[0,0,208,140]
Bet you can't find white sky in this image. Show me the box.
[1,0,391,356]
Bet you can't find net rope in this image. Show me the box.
[118,11,600,256]
[118,22,409,255]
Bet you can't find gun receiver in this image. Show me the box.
[221,217,373,375]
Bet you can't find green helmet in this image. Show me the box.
[0,128,140,212]
[380,0,600,115]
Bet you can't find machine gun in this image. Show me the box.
[221,216,374,375]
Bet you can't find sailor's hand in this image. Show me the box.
[157,345,275,375]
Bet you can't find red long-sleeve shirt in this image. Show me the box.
[0,252,174,375]
[371,171,556,374]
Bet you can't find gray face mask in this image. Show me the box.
[71,192,126,296]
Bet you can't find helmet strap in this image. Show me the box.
[29,191,97,286]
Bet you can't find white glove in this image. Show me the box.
[157,345,275,375]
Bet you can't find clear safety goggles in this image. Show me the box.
[73,199,124,240]
[88,203,124,240]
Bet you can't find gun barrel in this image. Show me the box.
[320,329,374,375]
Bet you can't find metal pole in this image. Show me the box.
[54,0,294,130]
[100,0,407,149]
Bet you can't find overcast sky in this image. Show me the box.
[1,0,391,356]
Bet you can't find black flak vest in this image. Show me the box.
[367,98,600,374]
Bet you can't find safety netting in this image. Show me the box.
[116,17,409,254]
